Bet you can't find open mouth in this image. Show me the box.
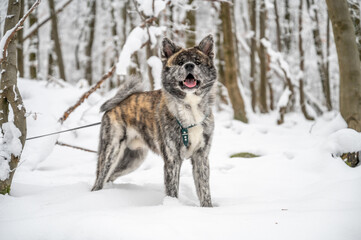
[180,74,200,89]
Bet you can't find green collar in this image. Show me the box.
[176,114,208,147]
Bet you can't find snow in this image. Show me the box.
[116,25,165,76]
[0,79,361,239]
[326,128,361,154]
[147,56,162,89]
[0,26,15,61]
[137,0,167,17]
[116,27,147,75]
[0,121,22,180]
[277,87,291,109]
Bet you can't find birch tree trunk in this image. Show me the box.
[326,0,361,133]
[0,0,27,195]
[220,2,248,123]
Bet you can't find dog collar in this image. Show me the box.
[176,114,208,147]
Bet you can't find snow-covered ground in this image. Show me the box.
[1,79,361,240]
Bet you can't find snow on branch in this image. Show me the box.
[116,1,166,75]
[261,38,295,124]
[0,0,41,65]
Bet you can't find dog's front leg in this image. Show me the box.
[163,156,182,198]
[191,148,212,207]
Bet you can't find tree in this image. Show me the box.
[220,1,248,122]
[258,0,268,113]
[248,0,257,112]
[84,0,96,85]
[0,0,27,195]
[16,0,24,78]
[48,0,67,81]
[298,0,314,120]
[306,0,332,110]
[185,0,196,48]
[326,0,361,166]
[28,0,39,79]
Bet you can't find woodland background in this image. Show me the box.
[1,0,361,193]
[1,1,361,239]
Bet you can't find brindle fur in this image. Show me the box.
[92,35,217,207]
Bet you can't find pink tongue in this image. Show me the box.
[184,79,196,88]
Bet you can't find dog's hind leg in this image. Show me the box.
[91,114,127,191]
[107,146,148,182]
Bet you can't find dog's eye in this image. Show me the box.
[195,60,201,65]
[178,61,184,66]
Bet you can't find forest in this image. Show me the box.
[0,0,361,239]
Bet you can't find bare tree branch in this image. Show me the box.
[0,0,41,64]
[22,0,73,41]
[58,65,116,124]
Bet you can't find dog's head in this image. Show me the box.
[161,35,217,99]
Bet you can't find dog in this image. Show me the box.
[91,35,217,207]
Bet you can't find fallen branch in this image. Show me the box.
[22,0,73,42]
[58,64,116,124]
[0,0,41,64]
[56,141,97,153]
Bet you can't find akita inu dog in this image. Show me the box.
[92,35,217,207]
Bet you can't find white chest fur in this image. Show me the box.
[182,93,205,158]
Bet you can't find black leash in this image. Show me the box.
[26,122,101,141]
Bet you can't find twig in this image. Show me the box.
[56,141,97,153]
[58,64,116,124]
[0,0,41,64]
[22,0,73,41]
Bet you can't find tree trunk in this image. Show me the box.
[16,0,24,78]
[258,0,268,113]
[48,0,66,81]
[248,0,257,112]
[306,0,332,110]
[84,0,96,85]
[283,0,292,52]
[29,0,39,79]
[220,2,248,123]
[0,0,27,195]
[299,0,314,120]
[185,0,196,48]
[274,0,282,52]
[109,0,120,88]
[348,0,361,61]
[128,1,141,77]
[327,0,361,132]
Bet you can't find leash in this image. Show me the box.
[176,115,208,147]
[26,122,101,141]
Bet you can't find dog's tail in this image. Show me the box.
[100,75,143,112]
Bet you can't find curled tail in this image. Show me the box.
[100,76,143,112]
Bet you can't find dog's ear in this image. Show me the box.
[197,34,214,58]
[162,38,181,59]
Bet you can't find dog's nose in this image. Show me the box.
[184,63,195,71]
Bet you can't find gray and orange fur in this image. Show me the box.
[91,35,217,207]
